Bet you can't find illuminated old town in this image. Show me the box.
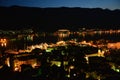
[0,28,120,80]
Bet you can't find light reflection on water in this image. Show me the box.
[7,32,120,50]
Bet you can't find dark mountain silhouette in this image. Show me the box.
[0,6,120,31]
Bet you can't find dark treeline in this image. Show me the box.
[0,6,120,31]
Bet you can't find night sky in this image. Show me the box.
[0,0,120,10]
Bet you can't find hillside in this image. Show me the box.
[0,6,120,31]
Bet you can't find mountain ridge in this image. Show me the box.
[0,6,120,31]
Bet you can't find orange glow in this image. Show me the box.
[108,42,120,49]
[0,38,7,47]
[70,65,74,69]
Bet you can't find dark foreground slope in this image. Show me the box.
[0,6,120,31]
